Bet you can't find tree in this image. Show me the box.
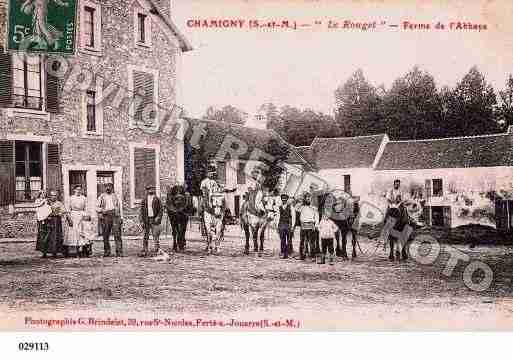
[497,74,513,130]
[446,66,499,136]
[202,105,248,125]
[382,66,440,140]
[334,69,384,137]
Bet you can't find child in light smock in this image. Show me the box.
[318,213,338,265]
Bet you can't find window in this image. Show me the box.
[81,2,102,52]
[432,178,443,197]
[138,13,147,43]
[97,171,114,197]
[344,174,351,194]
[129,66,159,128]
[13,55,42,110]
[81,77,103,136]
[237,162,246,185]
[134,10,152,47]
[84,7,95,47]
[86,90,96,132]
[15,142,42,202]
[69,170,87,196]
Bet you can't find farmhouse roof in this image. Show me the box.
[310,134,387,169]
[183,118,314,170]
[376,132,513,170]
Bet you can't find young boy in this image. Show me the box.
[318,212,338,265]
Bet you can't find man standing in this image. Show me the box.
[166,183,193,252]
[239,192,251,255]
[97,183,123,257]
[297,192,319,261]
[277,193,295,259]
[139,185,163,257]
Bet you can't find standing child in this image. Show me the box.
[318,213,338,265]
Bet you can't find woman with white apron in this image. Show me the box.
[64,185,88,257]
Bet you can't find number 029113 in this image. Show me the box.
[18,342,49,351]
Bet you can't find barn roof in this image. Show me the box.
[183,118,314,170]
[310,134,387,169]
[376,132,513,170]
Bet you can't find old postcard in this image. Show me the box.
[1,0,513,339]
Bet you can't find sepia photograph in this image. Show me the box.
[1,0,513,355]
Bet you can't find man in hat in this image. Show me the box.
[139,185,163,256]
[97,183,123,257]
[277,193,295,259]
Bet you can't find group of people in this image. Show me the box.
[239,187,359,265]
[33,168,411,264]
[34,182,194,259]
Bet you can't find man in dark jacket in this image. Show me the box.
[139,185,163,256]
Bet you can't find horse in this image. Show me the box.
[245,188,273,257]
[323,189,359,259]
[383,201,414,261]
[202,192,226,254]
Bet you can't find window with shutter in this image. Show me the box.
[133,70,156,127]
[0,48,13,108]
[0,141,15,206]
[134,147,156,200]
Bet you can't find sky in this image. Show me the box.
[172,0,513,118]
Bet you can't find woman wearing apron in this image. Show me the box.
[63,185,88,257]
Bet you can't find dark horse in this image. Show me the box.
[384,203,413,261]
[166,184,193,252]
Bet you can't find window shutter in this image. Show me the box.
[134,148,156,200]
[217,161,226,184]
[46,60,60,113]
[0,48,12,108]
[133,71,155,126]
[0,141,15,206]
[134,148,147,200]
[47,143,62,194]
[145,148,156,189]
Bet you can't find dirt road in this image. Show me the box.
[1,227,512,330]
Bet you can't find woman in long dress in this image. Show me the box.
[44,189,70,258]
[63,185,88,257]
